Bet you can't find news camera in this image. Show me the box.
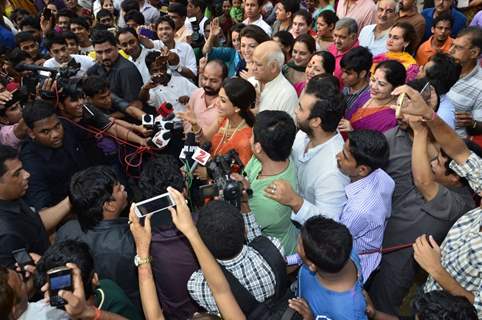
[189,17,205,49]
[199,149,245,209]
[15,60,81,99]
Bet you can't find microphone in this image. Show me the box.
[179,132,197,169]
[157,102,173,118]
[15,63,58,75]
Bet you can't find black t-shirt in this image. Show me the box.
[87,56,143,103]
[0,199,49,267]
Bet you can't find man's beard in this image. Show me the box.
[297,119,313,137]
[203,86,220,96]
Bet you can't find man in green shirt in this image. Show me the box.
[243,110,299,254]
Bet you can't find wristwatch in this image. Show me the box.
[134,255,151,267]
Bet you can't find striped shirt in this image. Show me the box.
[447,65,482,138]
[449,152,482,194]
[423,207,482,318]
[187,212,283,314]
[339,168,395,282]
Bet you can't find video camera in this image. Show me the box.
[188,17,205,49]
[15,60,81,98]
[199,149,245,209]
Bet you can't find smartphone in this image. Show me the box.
[395,92,406,118]
[420,81,432,103]
[139,27,155,39]
[47,266,73,307]
[134,192,175,217]
[12,248,34,270]
[43,8,52,20]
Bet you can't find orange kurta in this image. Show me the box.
[211,118,253,165]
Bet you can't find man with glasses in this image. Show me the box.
[446,27,482,139]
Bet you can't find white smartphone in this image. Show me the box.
[134,192,175,217]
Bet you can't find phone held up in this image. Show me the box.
[134,192,175,218]
[47,266,73,307]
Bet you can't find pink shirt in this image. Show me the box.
[328,41,359,87]
[187,88,219,132]
[0,124,21,149]
[336,0,377,31]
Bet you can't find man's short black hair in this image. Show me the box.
[425,52,461,95]
[196,200,245,260]
[7,48,31,65]
[124,10,145,25]
[347,129,390,172]
[58,83,84,104]
[253,111,296,161]
[18,16,40,30]
[44,31,67,49]
[145,50,161,70]
[70,16,90,31]
[138,155,184,199]
[62,31,79,44]
[69,166,119,231]
[91,29,116,46]
[301,216,352,273]
[340,46,373,74]
[121,0,140,13]
[0,145,18,177]
[35,240,96,299]
[156,15,176,30]
[57,8,75,19]
[413,290,478,320]
[189,0,207,12]
[304,75,345,132]
[22,100,57,129]
[168,2,188,17]
[82,76,110,97]
[116,27,138,42]
[432,12,453,28]
[96,8,114,21]
[15,31,36,45]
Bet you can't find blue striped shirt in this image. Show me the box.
[339,168,395,281]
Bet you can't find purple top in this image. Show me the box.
[470,11,482,28]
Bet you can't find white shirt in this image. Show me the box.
[19,301,69,320]
[148,75,199,113]
[243,16,272,37]
[290,131,350,224]
[248,73,298,119]
[358,24,389,56]
[437,94,456,129]
[42,54,95,78]
[152,40,198,76]
[129,45,157,83]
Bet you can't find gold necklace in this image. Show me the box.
[213,119,246,155]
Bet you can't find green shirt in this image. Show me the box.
[95,279,142,320]
[244,157,299,254]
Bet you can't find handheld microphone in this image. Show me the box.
[157,102,174,118]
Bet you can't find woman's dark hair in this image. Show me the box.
[279,0,300,15]
[311,50,336,75]
[391,21,417,53]
[273,30,294,48]
[293,9,312,26]
[239,24,270,44]
[222,77,256,127]
[317,10,339,28]
[294,33,316,54]
[228,22,246,48]
[374,60,406,88]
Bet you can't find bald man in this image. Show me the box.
[248,41,298,119]
[358,0,398,55]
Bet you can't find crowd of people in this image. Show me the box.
[0,0,481,318]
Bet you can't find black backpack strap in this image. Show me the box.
[220,265,261,315]
[248,236,288,300]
